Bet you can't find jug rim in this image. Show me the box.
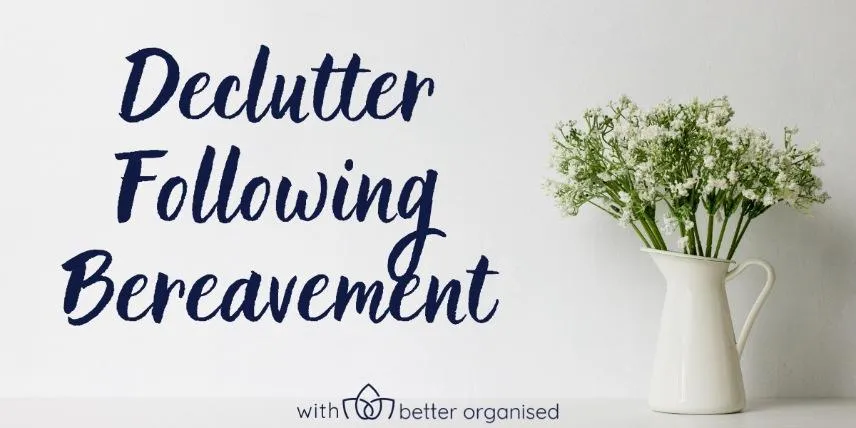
[640,247,735,264]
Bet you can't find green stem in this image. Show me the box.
[713,214,729,259]
[705,211,714,258]
[632,222,652,248]
[635,212,654,243]
[590,201,618,219]
[694,227,704,256]
[665,201,688,253]
[680,211,697,255]
[728,217,752,260]
[685,227,695,255]
[649,214,668,250]
[639,215,664,250]
[590,200,653,248]
[648,214,668,250]
[689,210,703,256]
[726,212,748,260]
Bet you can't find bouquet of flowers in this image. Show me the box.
[547,96,829,259]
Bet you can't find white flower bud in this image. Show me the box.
[742,189,758,200]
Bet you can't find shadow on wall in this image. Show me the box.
[735,205,856,397]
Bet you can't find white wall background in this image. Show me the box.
[0,0,854,399]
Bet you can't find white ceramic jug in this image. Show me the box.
[644,248,775,414]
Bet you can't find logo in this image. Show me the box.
[296,383,560,423]
[342,383,395,420]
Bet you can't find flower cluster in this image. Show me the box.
[548,96,829,259]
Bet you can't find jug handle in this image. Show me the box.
[725,259,775,358]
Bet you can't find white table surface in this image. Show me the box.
[0,398,853,427]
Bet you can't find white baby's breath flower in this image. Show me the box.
[584,107,603,117]
[711,178,728,190]
[637,188,657,203]
[618,209,632,228]
[613,122,630,140]
[710,105,730,123]
[670,182,689,197]
[683,177,699,188]
[726,170,739,184]
[669,116,684,129]
[626,137,640,151]
[661,214,679,235]
[640,125,664,141]
[704,178,728,196]
[548,95,828,257]
[677,235,689,250]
